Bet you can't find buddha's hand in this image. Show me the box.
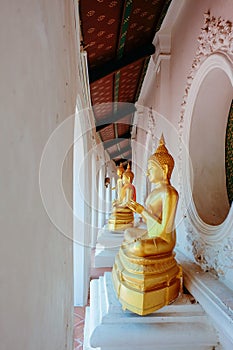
[127,199,144,214]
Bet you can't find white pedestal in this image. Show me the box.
[94,221,141,268]
[176,251,233,350]
[84,272,220,350]
[94,226,124,268]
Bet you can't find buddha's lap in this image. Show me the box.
[122,232,175,257]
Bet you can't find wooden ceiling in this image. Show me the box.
[79,0,172,165]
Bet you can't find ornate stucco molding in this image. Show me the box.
[147,106,157,150]
[180,11,233,125]
[184,206,233,276]
[178,11,233,277]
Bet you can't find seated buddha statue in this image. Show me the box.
[112,135,182,315]
[108,163,136,231]
[115,162,124,201]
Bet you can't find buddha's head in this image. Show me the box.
[123,163,134,184]
[148,134,174,182]
[117,163,125,178]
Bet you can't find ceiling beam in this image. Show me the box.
[89,43,155,83]
[109,145,131,159]
[114,152,132,163]
[96,103,136,132]
[103,131,131,150]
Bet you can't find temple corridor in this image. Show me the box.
[1,0,233,349]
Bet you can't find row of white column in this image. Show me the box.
[91,158,117,247]
[74,146,116,306]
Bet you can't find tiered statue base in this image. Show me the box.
[112,247,182,315]
[108,207,134,231]
[83,272,220,350]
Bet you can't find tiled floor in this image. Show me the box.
[73,249,112,350]
[73,306,86,350]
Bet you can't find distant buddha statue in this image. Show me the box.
[108,163,136,231]
[112,135,182,315]
[115,163,124,201]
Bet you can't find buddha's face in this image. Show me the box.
[117,169,123,177]
[147,160,164,183]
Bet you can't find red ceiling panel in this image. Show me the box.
[118,60,144,102]
[99,124,115,142]
[123,0,166,54]
[91,75,114,119]
[79,0,124,68]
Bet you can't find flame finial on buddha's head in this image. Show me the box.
[123,163,134,183]
[149,134,174,179]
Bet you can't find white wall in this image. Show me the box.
[0,1,78,349]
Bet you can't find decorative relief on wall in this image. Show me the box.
[179,11,233,128]
[226,100,233,205]
[147,106,157,150]
[178,11,233,277]
[185,217,233,276]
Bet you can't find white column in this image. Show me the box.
[98,166,106,228]
[91,153,99,247]
[111,177,117,201]
[105,181,112,222]
[73,112,92,306]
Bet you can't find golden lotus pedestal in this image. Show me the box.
[108,207,134,231]
[112,247,182,316]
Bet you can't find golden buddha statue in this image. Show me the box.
[115,163,124,201]
[112,135,182,315]
[108,163,136,231]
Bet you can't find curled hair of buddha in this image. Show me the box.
[124,163,134,182]
[149,134,174,180]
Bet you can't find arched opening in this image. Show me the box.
[189,67,233,225]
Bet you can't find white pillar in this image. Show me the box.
[105,182,112,222]
[98,166,106,228]
[73,112,92,306]
[91,153,99,247]
[111,177,117,201]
